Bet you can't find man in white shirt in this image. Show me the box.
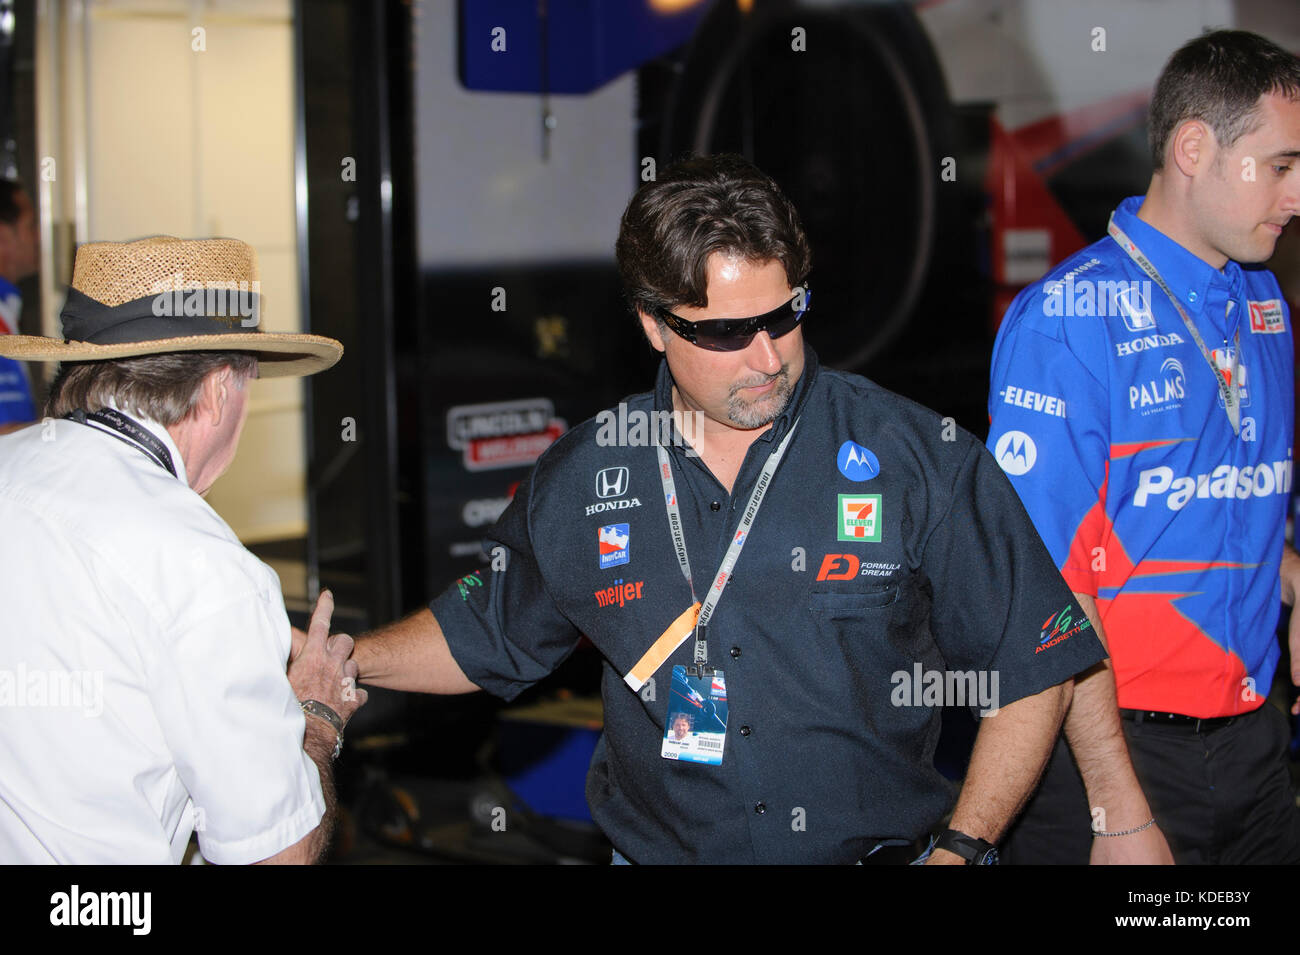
[0,236,362,863]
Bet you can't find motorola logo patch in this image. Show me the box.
[994,430,1037,476]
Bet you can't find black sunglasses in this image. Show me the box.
[657,288,810,352]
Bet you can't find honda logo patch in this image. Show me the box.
[596,467,629,499]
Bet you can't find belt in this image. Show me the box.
[1120,709,1238,733]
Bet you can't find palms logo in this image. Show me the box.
[994,430,1037,476]
[1161,357,1185,396]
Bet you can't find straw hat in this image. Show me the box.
[0,236,341,378]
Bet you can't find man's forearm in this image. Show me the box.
[926,679,1071,863]
[1280,545,1300,606]
[299,719,339,861]
[1059,593,1172,862]
[353,607,480,695]
[1062,594,1150,830]
[255,719,337,864]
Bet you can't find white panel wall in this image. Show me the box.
[80,0,303,542]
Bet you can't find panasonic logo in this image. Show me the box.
[1115,332,1184,356]
[1132,461,1293,509]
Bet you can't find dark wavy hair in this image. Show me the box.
[1150,30,1300,169]
[615,154,811,320]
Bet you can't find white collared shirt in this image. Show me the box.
[0,411,324,863]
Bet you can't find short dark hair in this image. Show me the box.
[615,154,811,319]
[1149,30,1300,169]
[45,351,259,426]
[0,180,28,226]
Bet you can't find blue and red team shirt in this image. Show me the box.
[0,276,35,426]
[988,196,1294,719]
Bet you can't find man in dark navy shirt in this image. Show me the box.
[355,155,1113,864]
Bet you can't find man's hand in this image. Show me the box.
[1064,594,1172,864]
[257,590,364,865]
[1089,822,1174,865]
[288,590,367,725]
[1280,547,1300,714]
[1290,611,1300,716]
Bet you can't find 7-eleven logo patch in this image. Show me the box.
[838,494,882,542]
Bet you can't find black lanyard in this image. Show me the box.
[64,408,179,478]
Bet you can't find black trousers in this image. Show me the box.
[1001,702,1300,864]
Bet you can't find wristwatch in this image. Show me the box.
[934,828,999,865]
[300,699,344,759]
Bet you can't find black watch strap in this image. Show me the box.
[934,828,999,865]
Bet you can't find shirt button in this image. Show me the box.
[754,802,766,814]
[739,725,751,736]
[710,501,721,511]
[730,646,741,659]
[1189,290,1198,303]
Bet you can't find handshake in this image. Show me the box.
[288,590,368,760]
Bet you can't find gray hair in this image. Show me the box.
[44,351,259,426]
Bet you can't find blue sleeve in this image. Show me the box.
[0,356,36,424]
[986,282,1111,595]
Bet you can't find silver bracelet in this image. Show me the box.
[1092,817,1156,837]
[300,699,344,759]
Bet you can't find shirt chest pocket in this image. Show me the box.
[808,584,899,613]
[806,577,939,675]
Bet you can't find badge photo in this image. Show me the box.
[662,665,728,765]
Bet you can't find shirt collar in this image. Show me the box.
[105,396,189,486]
[1111,195,1246,311]
[652,340,820,447]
